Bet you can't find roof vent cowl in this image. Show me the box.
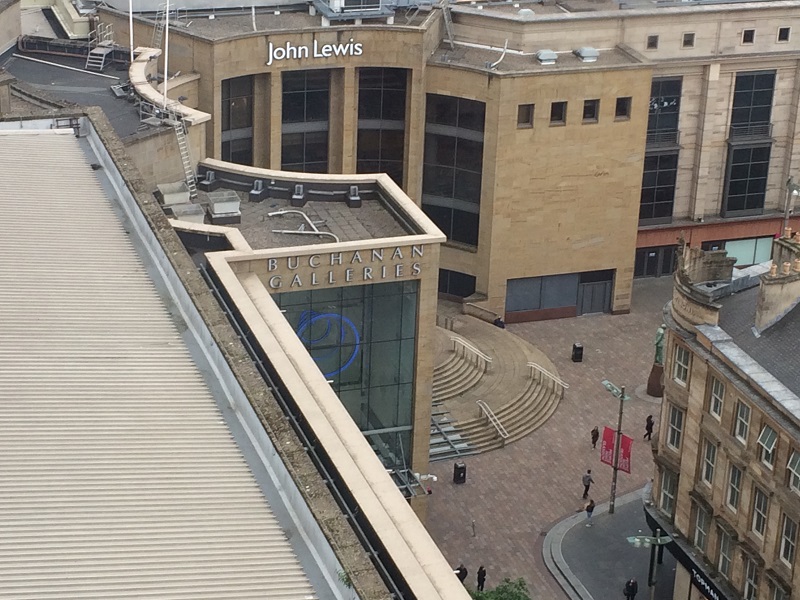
[573,47,599,63]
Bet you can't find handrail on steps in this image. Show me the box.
[451,336,492,370]
[476,399,509,443]
[527,362,569,389]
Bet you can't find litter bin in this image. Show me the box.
[572,343,584,363]
[453,462,467,484]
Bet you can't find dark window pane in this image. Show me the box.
[455,138,483,173]
[426,94,458,126]
[454,170,482,204]
[359,89,383,120]
[357,130,381,160]
[457,98,485,131]
[451,208,479,246]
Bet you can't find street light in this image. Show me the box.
[627,528,672,600]
[784,177,800,235]
[601,379,630,515]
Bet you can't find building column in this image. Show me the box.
[689,62,721,223]
[328,68,345,173]
[341,67,357,173]
[252,73,270,169]
[404,67,425,201]
[268,72,282,169]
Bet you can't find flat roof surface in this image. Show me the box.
[718,286,800,396]
[198,187,407,249]
[0,129,317,599]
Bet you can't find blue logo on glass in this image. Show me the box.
[295,310,361,378]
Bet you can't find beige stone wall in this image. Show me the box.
[123,122,207,190]
[0,0,20,54]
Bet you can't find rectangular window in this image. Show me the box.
[682,32,695,48]
[639,152,678,222]
[751,487,769,537]
[615,97,632,120]
[788,451,800,493]
[647,35,659,50]
[282,70,331,173]
[583,99,599,123]
[742,29,756,44]
[634,245,678,278]
[672,345,690,385]
[777,27,791,42]
[550,101,567,125]
[660,469,677,517]
[648,78,682,135]
[667,404,684,450]
[780,514,797,566]
[735,401,751,443]
[702,439,717,485]
[694,505,711,551]
[771,583,788,600]
[517,103,534,128]
[757,425,777,468]
[718,528,733,578]
[723,145,771,216]
[709,376,724,419]
[728,464,742,510]
[743,557,759,600]
[220,75,254,166]
[731,71,775,127]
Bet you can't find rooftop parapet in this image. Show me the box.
[755,229,800,332]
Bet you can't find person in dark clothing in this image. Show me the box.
[624,578,639,599]
[582,469,594,499]
[477,566,486,591]
[455,563,468,583]
[591,426,599,449]
[644,415,654,441]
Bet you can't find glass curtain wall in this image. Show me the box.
[422,94,485,247]
[282,70,330,173]
[221,76,254,166]
[357,67,407,186]
[274,281,418,471]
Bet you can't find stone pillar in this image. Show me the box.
[251,73,270,168]
[268,72,283,169]
[689,63,722,222]
[340,67,358,174]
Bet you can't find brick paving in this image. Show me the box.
[424,278,674,597]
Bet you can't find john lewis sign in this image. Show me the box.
[267,39,364,66]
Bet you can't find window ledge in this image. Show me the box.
[443,240,479,254]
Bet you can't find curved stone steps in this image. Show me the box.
[432,361,485,400]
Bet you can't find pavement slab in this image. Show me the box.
[424,278,675,597]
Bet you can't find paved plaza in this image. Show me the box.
[424,277,675,597]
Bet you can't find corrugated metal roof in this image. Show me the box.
[0,130,317,600]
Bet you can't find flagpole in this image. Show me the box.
[128,0,134,63]
[609,385,625,515]
[162,0,169,110]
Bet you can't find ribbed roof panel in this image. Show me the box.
[0,131,317,600]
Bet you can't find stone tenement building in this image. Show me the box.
[649,233,800,600]
[77,0,800,322]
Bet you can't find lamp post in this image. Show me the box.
[784,177,800,235]
[627,528,672,600]
[601,379,630,515]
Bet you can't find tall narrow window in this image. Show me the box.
[667,404,684,450]
[709,376,724,419]
[751,486,769,537]
[702,440,717,484]
[788,451,800,494]
[660,469,677,517]
[282,70,331,173]
[757,424,777,468]
[780,514,797,566]
[735,401,751,443]
[639,153,678,222]
[422,94,485,247]
[743,558,760,600]
[727,464,742,510]
[718,528,733,578]
[672,345,690,385]
[694,505,710,551]
[357,68,407,186]
[221,75,254,166]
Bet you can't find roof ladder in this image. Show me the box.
[85,22,115,71]
[152,4,167,49]
[440,0,455,50]
[171,116,198,201]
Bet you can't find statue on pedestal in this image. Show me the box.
[646,324,667,397]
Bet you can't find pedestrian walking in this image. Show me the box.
[454,563,468,583]
[476,565,486,591]
[591,426,599,449]
[584,498,595,527]
[623,577,638,599]
[644,415,654,441]
[582,469,594,499]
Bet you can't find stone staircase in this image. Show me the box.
[457,369,564,453]
[432,339,488,403]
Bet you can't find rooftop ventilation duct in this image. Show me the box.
[536,49,557,65]
[518,8,535,19]
[573,47,599,63]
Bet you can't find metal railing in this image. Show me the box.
[451,336,492,370]
[729,122,772,140]
[645,130,680,146]
[527,362,569,389]
[476,400,508,444]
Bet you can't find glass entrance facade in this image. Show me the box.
[274,281,418,471]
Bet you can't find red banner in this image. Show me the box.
[600,427,634,474]
[600,426,615,467]
[619,434,633,474]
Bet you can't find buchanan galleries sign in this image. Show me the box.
[263,245,424,290]
[267,38,363,66]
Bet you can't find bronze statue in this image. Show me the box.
[654,324,666,366]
